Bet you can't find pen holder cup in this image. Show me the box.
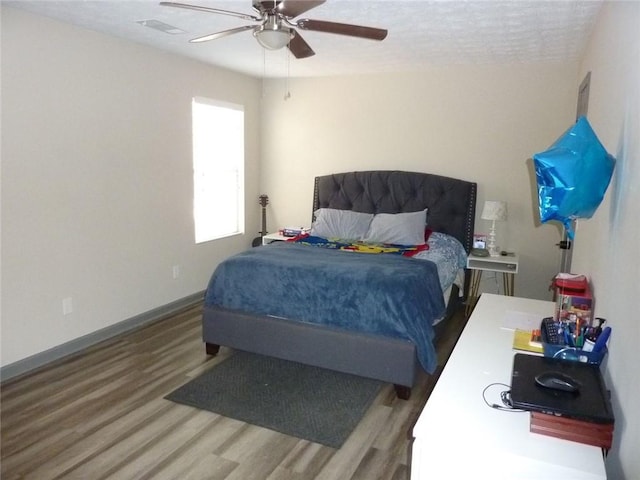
[541,329,607,366]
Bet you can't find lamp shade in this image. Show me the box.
[481,201,507,221]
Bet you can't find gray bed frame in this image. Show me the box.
[202,171,477,399]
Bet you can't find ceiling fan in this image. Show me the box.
[159,0,388,59]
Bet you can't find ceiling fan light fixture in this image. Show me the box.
[254,28,292,49]
[253,15,293,50]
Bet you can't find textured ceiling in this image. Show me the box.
[4,0,603,78]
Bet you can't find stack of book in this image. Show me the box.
[281,227,309,237]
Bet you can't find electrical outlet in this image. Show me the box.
[62,297,73,315]
[172,265,180,279]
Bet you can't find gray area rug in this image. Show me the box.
[165,351,382,448]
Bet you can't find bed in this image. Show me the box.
[202,170,477,399]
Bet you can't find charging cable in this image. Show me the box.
[482,382,527,412]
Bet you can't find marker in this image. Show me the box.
[574,318,582,347]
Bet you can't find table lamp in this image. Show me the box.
[481,200,507,257]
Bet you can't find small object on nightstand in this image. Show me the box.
[471,248,490,257]
[281,226,309,237]
[473,234,487,250]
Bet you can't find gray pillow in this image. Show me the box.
[310,208,373,240]
[363,209,428,245]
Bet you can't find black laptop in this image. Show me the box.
[510,353,614,424]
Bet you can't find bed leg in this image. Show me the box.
[394,384,411,400]
[205,343,220,356]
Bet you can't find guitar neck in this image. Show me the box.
[260,207,267,236]
[257,194,269,237]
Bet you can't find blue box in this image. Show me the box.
[541,327,607,366]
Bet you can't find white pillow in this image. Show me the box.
[310,208,374,240]
[363,209,428,245]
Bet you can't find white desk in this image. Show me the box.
[411,294,606,480]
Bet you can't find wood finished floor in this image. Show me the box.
[1,304,467,480]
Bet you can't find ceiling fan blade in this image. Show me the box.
[190,25,257,43]
[288,31,315,58]
[160,2,261,22]
[277,0,325,18]
[296,19,387,41]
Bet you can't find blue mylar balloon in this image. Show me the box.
[533,116,615,239]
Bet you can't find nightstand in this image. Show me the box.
[466,253,519,315]
[261,232,288,245]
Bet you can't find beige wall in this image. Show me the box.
[1,7,262,367]
[573,2,640,478]
[260,65,578,300]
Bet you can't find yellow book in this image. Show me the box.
[512,329,544,354]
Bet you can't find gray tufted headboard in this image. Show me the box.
[312,170,477,253]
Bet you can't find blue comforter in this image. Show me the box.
[204,242,445,373]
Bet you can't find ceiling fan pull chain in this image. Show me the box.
[262,49,267,99]
[284,50,291,100]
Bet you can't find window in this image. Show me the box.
[192,97,245,243]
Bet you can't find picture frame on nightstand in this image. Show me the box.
[473,233,487,249]
[471,234,489,257]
